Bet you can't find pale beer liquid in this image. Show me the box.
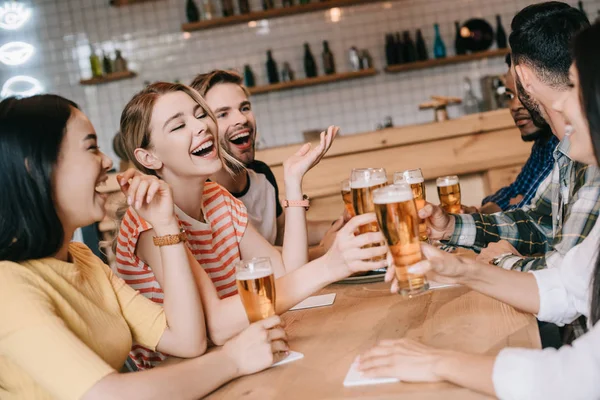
[351,182,387,261]
[236,271,276,323]
[437,183,461,214]
[341,189,355,218]
[374,197,429,297]
[409,181,428,242]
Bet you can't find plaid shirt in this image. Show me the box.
[449,139,600,271]
[482,133,559,211]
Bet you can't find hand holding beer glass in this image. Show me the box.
[436,175,461,214]
[395,169,428,242]
[350,168,388,261]
[341,179,356,219]
[236,258,276,323]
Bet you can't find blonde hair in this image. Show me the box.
[119,82,244,176]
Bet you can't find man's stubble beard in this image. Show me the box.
[515,73,549,130]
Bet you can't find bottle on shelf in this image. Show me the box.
[578,1,587,18]
[463,77,482,115]
[454,21,466,55]
[238,0,250,13]
[262,0,274,11]
[89,46,103,78]
[203,0,215,20]
[433,23,446,59]
[299,0,310,4]
[402,31,417,63]
[102,52,113,75]
[266,50,280,84]
[359,50,373,69]
[385,34,397,66]
[303,43,318,78]
[495,15,507,49]
[395,32,404,64]
[322,40,336,75]
[415,29,428,61]
[348,46,361,71]
[221,0,234,16]
[281,62,295,82]
[186,0,201,22]
[113,50,127,72]
[243,65,256,87]
[282,0,294,6]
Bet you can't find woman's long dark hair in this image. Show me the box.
[573,23,600,325]
[0,95,79,262]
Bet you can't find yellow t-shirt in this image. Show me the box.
[0,242,167,400]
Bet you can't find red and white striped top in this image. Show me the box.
[114,181,248,369]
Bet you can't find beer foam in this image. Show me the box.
[237,270,273,280]
[405,176,424,184]
[350,177,388,189]
[436,176,459,187]
[373,185,414,204]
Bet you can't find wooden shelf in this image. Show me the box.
[182,0,383,32]
[384,48,510,74]
[248,68,377,95]
[80,71,137,86]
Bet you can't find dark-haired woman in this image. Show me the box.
[357,23,600,399]
[0,95,290,399]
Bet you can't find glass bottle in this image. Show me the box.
[415,29,428,61]
[243,64,255,87]
[303,43,318,78]
[348,46,360,71]
[89,46,103,78]
[322,40,336,75]
[395,32,404,64]
[496,15,507,49]
[186,0,200,22]
[433,23,446,59]
[266,50,279,84]
[262,0,274,10]
[221,0,234,17]
[102,51,113,75]
[113,50,127,72]
[385,34,396,66]
[402,31,417,63]
[203,0,215,20]
[238,0,250,13]
[454,21,466,55]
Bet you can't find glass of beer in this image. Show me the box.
[436,175,461,214]
[373,183,429,297]
[235,257,276,323]
[400,169,428,242]
[341,179,355,218]
[350,168,388,261]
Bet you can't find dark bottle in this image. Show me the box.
[186,0,200,22]
[322,40,336,75]
[281,62,295,81]
[415,29,428,61]
[395,32,404,64]
[262,0,274,10]
[102,52,113,74]
[454,21,466,55]
[578,1,587,18]
[266,50,279,84]
[433,23,446,59]
[282,0,294,6]
[385,34,397,66]
[238,0,250,14]
[299,0,310,4]
[303,43,318,78]
[221,0,234,17]
[495,15,507,49]
[243,65,256,87]
[402,31,417,63]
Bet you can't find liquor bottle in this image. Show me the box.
[221,0,234,17]
[359,50,373,69]
[262,0,274,10]
[282,0,294,6]
[243,65,256,87]
[299,0,310,4]
[433,23,446,59]
[238,0,250,13]
[578,1,587,18]
[89,46,103,78]
[402,31,417,63]
[395,32,404,64]
[113,50,127,72]
[266,50,279,84]
[322,40,336,75]
[102,52,113,75]
[186,0,200,22]
[385,34,397,66]
[203,0,215,19]
[281,62,295,81]
[496,15,507,49]
[415,29,428,61]
[454,21,466,55]
[303,43,318,78]
[348,47,360,71]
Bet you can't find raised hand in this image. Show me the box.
[283,125,339,186]
[117,169,176,229]
[223,315,289,376]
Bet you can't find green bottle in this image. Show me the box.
[89,46,103,77]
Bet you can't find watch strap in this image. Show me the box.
[283,194,310,210]
[152,230,188,247]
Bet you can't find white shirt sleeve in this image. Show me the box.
[493,323,600,400]
[531,219,600,325]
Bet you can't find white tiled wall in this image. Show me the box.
[1,0,599,164]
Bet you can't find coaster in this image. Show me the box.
[290,293,336,311]
[343,357,400,387]
[272,350,304,367]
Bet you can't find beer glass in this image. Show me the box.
[373,183,429,297]
[397,169,428,242]
[350,168,388,261]
[436,175,461,214]
[235,258,276,323]
[341,179,355,218]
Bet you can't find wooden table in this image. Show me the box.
[206,282,540,399]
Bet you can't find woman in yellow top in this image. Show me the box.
[0,94,291,399]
